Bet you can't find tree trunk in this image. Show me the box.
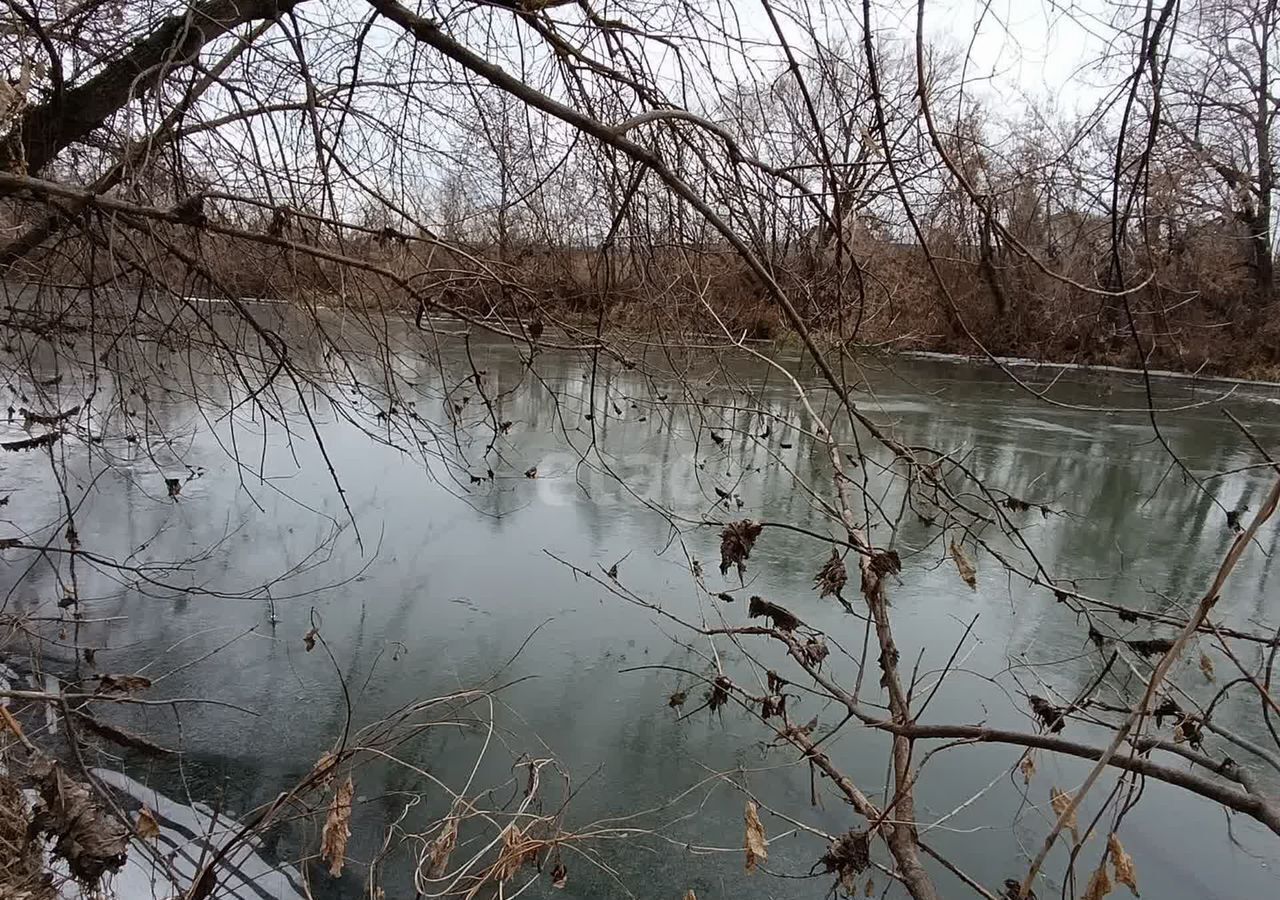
[1253,132,1275,301]
[1253,3,1276,302]
[0,0,301,179]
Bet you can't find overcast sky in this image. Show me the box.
[726,0,1112,114]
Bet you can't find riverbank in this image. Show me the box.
[898,349,1280,390]
[8,266,1280,384]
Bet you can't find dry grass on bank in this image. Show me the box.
[8,222,1278,380]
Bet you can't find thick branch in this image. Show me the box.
[0,0,301,178]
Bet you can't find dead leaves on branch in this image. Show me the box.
[761,692,785,719]
[1049,786,1078,844]
[1173,713,1205,747]
[1001,495,1033,513]
[1153,696,1183,727]
[1083,863,1112,900]
[813,548,847,599]
[309,751,337,790]
[29,760,129,887]
[861,548,901,595]
[1003,879,1037,899]
[949,539,977,590]
[1108,832,1139,895]
[321,776,354,878]
[1001,495,1054,517]
[719,519,762,580]
[707,675,732,713]
[868,548,901,579]
[1199,651,1216,681]
[1124,637,1175,658]
[0,773,48,900]
[95,673,151,694]
[801,637,829,668]
[135,807,160,840]
[423,815,457,879]
[495,823,538,882]
[1028,695,1066,733]
[820,829,870,894]
[748,595,799,631]
[743,800,767,874]
[1034,790,1140,899]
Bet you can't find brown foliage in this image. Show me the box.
[95,673,152,694]
[949,539,977,589]
[1028,695,1066,733]
[813,548,847,599]
[321,776,354,878]
[820,830,870,893]
[494,824,537,881]
[1107,832,1138,895]
[0,773,53,900]
[29,760,129,887]
[743,801,767,874]
[748,596,800,631]
[424,816,457,879]
[719,519,763,580]
[135,807,160,840]
[1083,863,1112,900]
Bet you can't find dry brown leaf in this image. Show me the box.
[1199,651,1215,681]
[495,824,537,881]
[424,817,457,879]
[1049,786,1078,841]
[1107,832,1138,895]
[320,776,353,878]
[720,519,763,580]
[1019,752,1037,784]
[820,830,870,892]
[96,673,152,694]
[865,877,875,896]
[813,548,847,599]
[1083,863,1112,900]
[1173,719,1190,743]
[949,539,977,589]
[136,806,160,840]
[310,751,337,790]
[744,800,767,874]
[551,860,568,889]
[30,760,129,885]
[683,892,697,900]
[1029,695,1066,733]
[304,628,318,652]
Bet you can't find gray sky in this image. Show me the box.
[729,0,1110,114]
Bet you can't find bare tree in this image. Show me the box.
[1166,0,1279,299]
[2,2,1279,899]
